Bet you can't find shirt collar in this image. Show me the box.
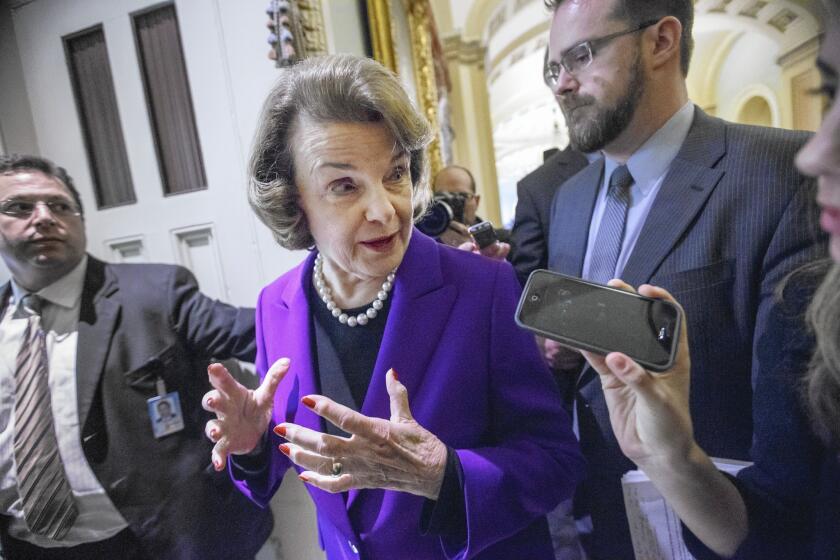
[585,151,603,164]
[11,255,88,310]
[603,102,695,196]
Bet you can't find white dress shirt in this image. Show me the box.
[0,256,127,547]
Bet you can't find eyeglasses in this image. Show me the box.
[0,199,81,219]
[545,19,660,87]
[434,191,476,201]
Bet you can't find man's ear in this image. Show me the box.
[474,194,481,205]
[648,16,682,72]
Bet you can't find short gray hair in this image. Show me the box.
[248,54,434,250]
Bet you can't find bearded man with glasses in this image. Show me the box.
[539,0,825,558]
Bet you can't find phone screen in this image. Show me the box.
[516,270,680,371]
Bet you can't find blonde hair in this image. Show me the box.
[806,263,840,449]
[248,54,433,250]
[802,0,840,450]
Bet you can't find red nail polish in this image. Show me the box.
[299,474,310,483]
[302,396,316,408]
[391,369,399,381]
[278,444,290,455]
[274,425,287,437]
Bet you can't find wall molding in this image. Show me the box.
[442,34,485,67]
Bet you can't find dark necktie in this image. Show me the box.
[13,294,79,540]
[588,165,634,283]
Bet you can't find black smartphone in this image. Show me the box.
[515,270,681,372]
[468,221,498,250]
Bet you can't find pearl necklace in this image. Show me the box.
[313,253,395,327]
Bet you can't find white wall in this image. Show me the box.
[322,0,369,57]
[489,46,567,227]
[716,32,782,125]
[0,0,39,156]
[7,0,307,305]
[4,0,328,557]
[0,0,39,283]
[484,0,561,227]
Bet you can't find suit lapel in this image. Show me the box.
[0,283,10,317]
[620,108,727,286]
[76,257,121,429]
[556,147,588,173]
[548,159,603,275]
[276,254,321,431]
[273,252,357,539]
[347,231,456,510]
[578,109,727,390]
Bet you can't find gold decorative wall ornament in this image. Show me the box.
[266,0,327,66]
[442,35,485,68]
[295,0,328,57]
[366,0,448,175]
[366,0,398,73]
[406,0,444,177]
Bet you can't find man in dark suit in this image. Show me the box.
[0,155,272,559]
[510,146,588,286]
[543,1,824,558]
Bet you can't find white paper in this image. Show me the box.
[621,458,751,560]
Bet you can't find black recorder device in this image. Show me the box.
[515,270,681,372]
[468,221,498,249]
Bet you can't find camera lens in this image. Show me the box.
[416,199,454,237]
[530,294,540,302]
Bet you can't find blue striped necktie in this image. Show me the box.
[13,294,79,540]
[588,165,634,283]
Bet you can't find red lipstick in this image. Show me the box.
[360,233,396,252]
[820,206,840,235]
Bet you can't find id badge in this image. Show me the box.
[148,378,185,438]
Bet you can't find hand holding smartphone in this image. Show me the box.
[515,270,681,372]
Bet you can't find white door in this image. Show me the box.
[8,0,305,307]
[8,0,322,558]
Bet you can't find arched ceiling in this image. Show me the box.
[694,0,820,52]
[687,30,743,106]
[434,0,821,47]
[432,0,503,39]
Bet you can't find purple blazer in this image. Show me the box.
[234,230,584,559]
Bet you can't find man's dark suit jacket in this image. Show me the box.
[0,256,273,559]
[547,107,825,559]
[510,147,589,285]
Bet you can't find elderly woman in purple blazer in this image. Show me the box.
[201,54,583,559]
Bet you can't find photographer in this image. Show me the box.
[425,165,510,259]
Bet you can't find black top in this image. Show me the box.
[309,279,391,411]
[683,270,839,559]
[306,277,466,542]
[684,458,839,560]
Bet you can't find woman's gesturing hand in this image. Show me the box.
[275,369,448,500]
[203,358,290,471]
[581,281,696,469]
